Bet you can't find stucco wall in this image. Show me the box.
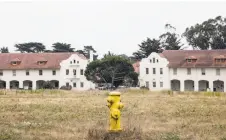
[60,54,95,90]
[139,52,169,91]
[139,52,226,92]
[0,54,95,90]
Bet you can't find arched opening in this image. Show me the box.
[36,80,45,89]
[23,80,32,90]
[171,80,180,91]
[213,80,224,92]
[50,80,59,89]
[0,80,6,89]
[198,80,209,91]
[10,80,19,89]
[184,80,194,91]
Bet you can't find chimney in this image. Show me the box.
[89,50,94,62]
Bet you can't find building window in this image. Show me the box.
[160,82,163,87]
[12,70,16,76]
[150,59,152,63]
[26,70,29,76]
[11,61,20,66]
[73,69,76,75]
[160,68,163,74]
[66,82,69,87]
[70,61,72,64]
[215,59,221,63]
[145,81,149,88]
[80,82,84,88]
[201,68,205,75]
[153,82,156,87]
[80,69,84,75]
[12,61,17,65]
[73,82,76,87]
[173,68,177,75]
[66,69,69,75]
[52,70,56,75]
[146,68,149,74]
[153,58,155,63]
[216,68,220,75]
[74,60,76,63]
[77,61,79,64]
[0,70,3,76]
[39,70,43,75]
[38,61,46,65]
[156,59,158,63]
[153,68,156,74]
[187,68,191,75]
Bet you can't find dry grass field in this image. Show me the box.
[0,89,226,140]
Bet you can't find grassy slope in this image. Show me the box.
[0,90,226,140]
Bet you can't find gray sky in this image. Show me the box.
[0,0,226,57]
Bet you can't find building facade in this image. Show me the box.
[0,52,95,90]
[139,50,226,92]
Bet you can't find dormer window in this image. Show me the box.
[37,57,47,65]
[186,56,197,63]
[187,59,192,63]
[11,58,21,66]
[11,61,18,65]
[214,55,226,63]
[216,59,221,63]
[38,61,47,65]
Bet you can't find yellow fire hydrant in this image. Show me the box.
[107,91,124,131]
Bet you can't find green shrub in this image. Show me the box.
[215,92,222,97]
[16,90,26,94]
[203,91,223,97]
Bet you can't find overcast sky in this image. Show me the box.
[0,0,225,57]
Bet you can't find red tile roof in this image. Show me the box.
[0,52,87,70]
[132,61,140,73]
[161,50,226,68]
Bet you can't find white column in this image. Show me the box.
[6,81,10,89]
[32,81,36,90]
[180,80,184,91]
[209,81,213,92]
[19,81,23,89]
[194,80,199,91]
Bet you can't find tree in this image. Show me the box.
[51,42,75,52]
[85,56,137,88]
[0,47,9,53]
[76,46,98,60]
[103,51,115,58]
[83,46,98,60]
[159,24,183,50]
[132,38,162,60]
[123,72,139,87]
[15,42,46,53]
[183,16,226,50]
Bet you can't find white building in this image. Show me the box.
[139,50,226,92]
[0,52,95,90]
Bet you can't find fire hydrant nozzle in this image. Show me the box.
[107,92,124,131]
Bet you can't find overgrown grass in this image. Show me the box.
[0,89,226,139]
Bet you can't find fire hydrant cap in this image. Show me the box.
[109,92,121,96]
